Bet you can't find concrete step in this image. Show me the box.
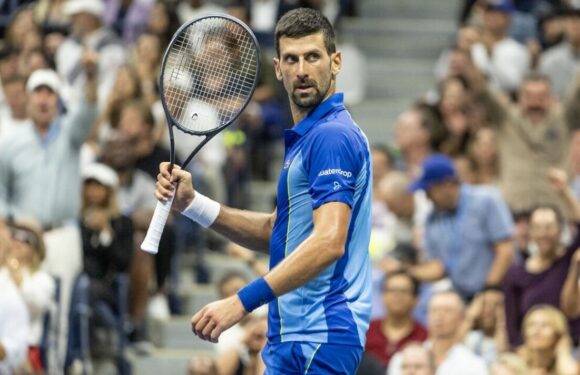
[149,316,216,351]
[358,0,460,20]
[350,98,414,145]
[129,348,212,374]
[365,58,435,98]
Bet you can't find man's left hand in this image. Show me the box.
[191,295,247,343]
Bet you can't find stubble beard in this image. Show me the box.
[290,76,332,111]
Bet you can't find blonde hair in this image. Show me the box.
[518,305,572,372]
[491,353,529,375]
[10,218,46,272]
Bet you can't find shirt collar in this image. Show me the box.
[289,92,345,137]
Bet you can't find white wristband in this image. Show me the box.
[181,192,220,228]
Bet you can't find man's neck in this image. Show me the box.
[290,87,336,126]
[34,122,50,137]
[384,314,414,329]
[430,337,456,366]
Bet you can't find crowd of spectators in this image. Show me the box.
[4,0,580,374]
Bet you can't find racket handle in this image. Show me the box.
[141,195,175,254]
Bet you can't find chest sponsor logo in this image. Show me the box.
[318,168,353,178]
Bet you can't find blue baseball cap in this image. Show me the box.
[409,154,457,192]
[485,0,514,13]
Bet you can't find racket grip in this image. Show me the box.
[141,195,175,254]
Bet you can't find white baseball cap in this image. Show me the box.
[63,0,105,18]
[26,69,62,96]
[82,163,119,188]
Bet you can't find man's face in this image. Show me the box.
[118,106,150,141]
[565,16,580,45]
[426,180,457,211]
[401,346,433,375]
[273,32,341,111]
[518,80,552,122]
[28,86,59,127]
[428,293,464,340]
[394,111,428,151]
[483,9,511,35]
[383,274,417,318]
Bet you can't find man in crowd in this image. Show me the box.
[388,291,488,375]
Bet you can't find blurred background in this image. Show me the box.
[2,0,580,374]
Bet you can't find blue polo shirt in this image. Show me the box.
[424,184,514,297]
[267,93,372,347]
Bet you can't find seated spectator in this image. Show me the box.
[466,127,499,186]
[365,271,428,369]
[5,220,55,374]
[80,163,133,309]
[56,0,126,109]
[503,169,580,347]
[539,8,580,99]
[188,314,267,375]
[470,0,531,93]
[490,353,529,375]
[0,268,29,374]
[458,292,508,365]
[516,305,577,375]
[400,344,435,375]
[386,154,514,301]
[388,291,488,375]
[393,107,433,179]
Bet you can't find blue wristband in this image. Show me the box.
[237,277,276,312]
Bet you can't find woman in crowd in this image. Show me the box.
[467,127,499,185]
[5,220,55,374]
[516,305,577,375]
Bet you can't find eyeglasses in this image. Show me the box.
[9,227,39,249]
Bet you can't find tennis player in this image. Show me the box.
[155,8,372,374]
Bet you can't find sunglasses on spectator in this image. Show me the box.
[9,227,39,249]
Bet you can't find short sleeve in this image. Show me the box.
[484,189,514,242]
[306,126,362,210]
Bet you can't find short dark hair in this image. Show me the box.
[275,8,336,57]
[383,269,420,296]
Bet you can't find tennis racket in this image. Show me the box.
[141,14,261,254]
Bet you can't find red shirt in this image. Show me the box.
[365,319,428,366]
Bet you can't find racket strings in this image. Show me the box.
[163,17,259,133]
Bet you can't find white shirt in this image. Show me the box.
[55,28,126,109]
[0,114,30,144]
[0,269,30,375]
[471,38,530,92]
[19,270,56,346]
[388,342,488,375]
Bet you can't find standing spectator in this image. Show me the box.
[478,72,578,214]
[387,154,514,300]
[539,8,580,99]
[146,0,179,48]
[503,169,580,347]
[457,293,509,365]
[394,107,433,178]
[56,0,126,109]
[471,0,531,93]
[516,306,577,375]
[0,65,97,227]
[365,271,428,369]
[388,291,488,375]
[177,0,225,24]
[5,220,55,374]
[103,0,154,44]
[466,127,500,185]
[0,75,29,143]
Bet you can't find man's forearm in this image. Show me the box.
[264,231,343,296]
[408,260,446,282]
[485,241,513,286]
[210,206,274,253]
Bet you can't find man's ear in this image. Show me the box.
[331,51,342,77]
[273,57,282,81]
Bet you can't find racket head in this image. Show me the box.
[159,14,261,136]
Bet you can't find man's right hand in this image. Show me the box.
[155,162,196,212]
